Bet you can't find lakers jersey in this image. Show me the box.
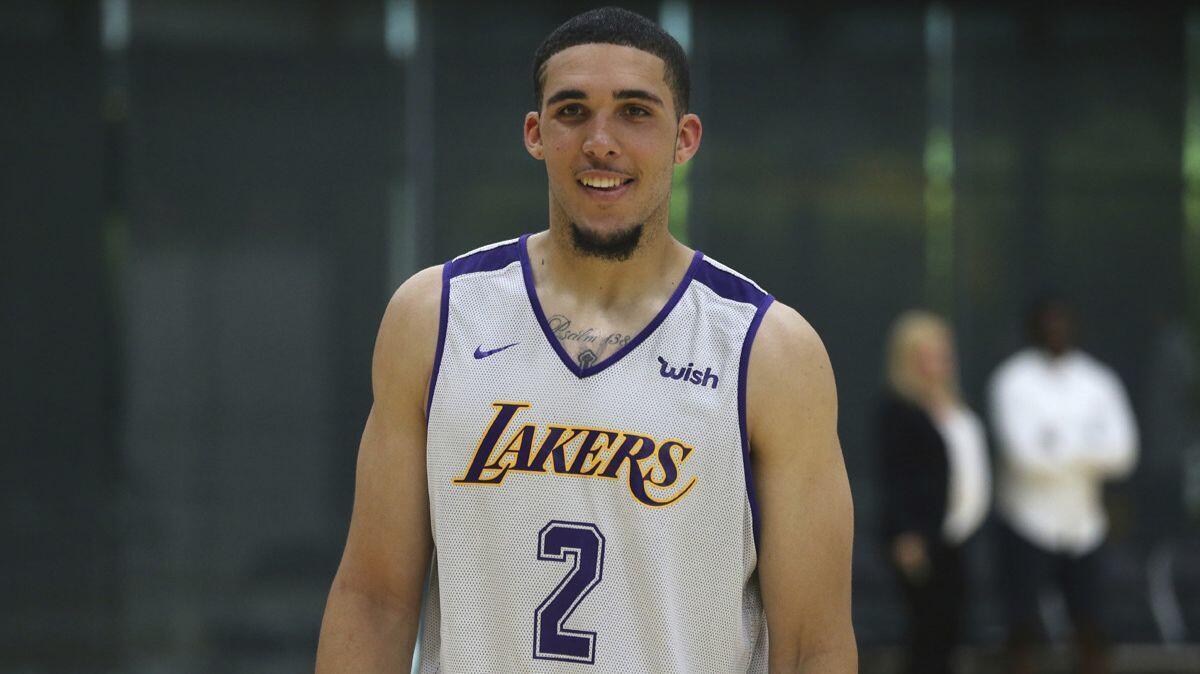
[419,235,774,673]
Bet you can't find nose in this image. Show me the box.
[581,116,620,159]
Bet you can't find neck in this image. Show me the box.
[529,217,692,310]
[1037,345,1070,359]
[924,388,956,416]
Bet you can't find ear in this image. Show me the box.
[674,113,702,165]
[524,111,545,161]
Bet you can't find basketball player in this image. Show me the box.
[316,8,855,672]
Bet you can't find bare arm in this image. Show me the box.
[315,265,442,673]
[748,303,857,673]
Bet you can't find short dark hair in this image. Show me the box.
[532,7,690,118]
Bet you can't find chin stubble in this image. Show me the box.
[568,222,644,262]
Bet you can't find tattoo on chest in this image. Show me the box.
[547,314,633,368]
[578,349,598,369]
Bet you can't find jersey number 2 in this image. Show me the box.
[533,521,606,664]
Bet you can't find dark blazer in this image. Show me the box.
[877,393,949,544]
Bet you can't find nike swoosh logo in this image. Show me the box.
[474,342,519,359]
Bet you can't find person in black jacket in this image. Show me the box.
[878,311,991,674]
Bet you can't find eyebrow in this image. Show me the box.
[544,88,666,109]
[545,89,587,107]
[614,89,665,108]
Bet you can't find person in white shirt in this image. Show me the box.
[989,297,1138,674]
[878,311,990,674]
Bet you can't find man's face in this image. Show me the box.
[1033,303,1076,355]
[524,43,700,255]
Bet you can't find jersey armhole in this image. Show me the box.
[424,263,452,420]
[739,294,774,552]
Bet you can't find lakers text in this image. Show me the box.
[453,402,697,507]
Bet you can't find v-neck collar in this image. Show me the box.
[517,233,704,379]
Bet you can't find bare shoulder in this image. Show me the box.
[373,264,444,406]
[752,301,833,380]
[380,264,443,333]
[747,301,838,449]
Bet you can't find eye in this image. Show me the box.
[557,103,584,118]
[624,105,651,118]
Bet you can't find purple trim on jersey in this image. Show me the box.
[739,293,774,551]
[425,263,452,420]
[429,240,520,417]
[447,240,522,279]
[692,253,772,548]
[518,233,704,379]
[692,259,769,306]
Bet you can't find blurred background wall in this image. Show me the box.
[1,1,1198,672]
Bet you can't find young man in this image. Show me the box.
[316,8,855,672]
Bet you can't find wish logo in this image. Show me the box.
[657,356,719,389]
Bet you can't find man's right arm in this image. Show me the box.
[315,265,443,673]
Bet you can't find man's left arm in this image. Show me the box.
[748,302,856,673]
[1076,368,1138,478]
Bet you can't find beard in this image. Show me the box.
[569,221,644,262]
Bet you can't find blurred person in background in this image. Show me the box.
[878,310,991,674]
[989,297,1138,674]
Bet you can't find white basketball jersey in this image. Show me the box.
[419,235,774,673]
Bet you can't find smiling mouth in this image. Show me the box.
[577,175,635,192]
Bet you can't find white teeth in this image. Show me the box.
[580,176,626,189]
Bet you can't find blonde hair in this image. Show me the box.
[885,310,960,407]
